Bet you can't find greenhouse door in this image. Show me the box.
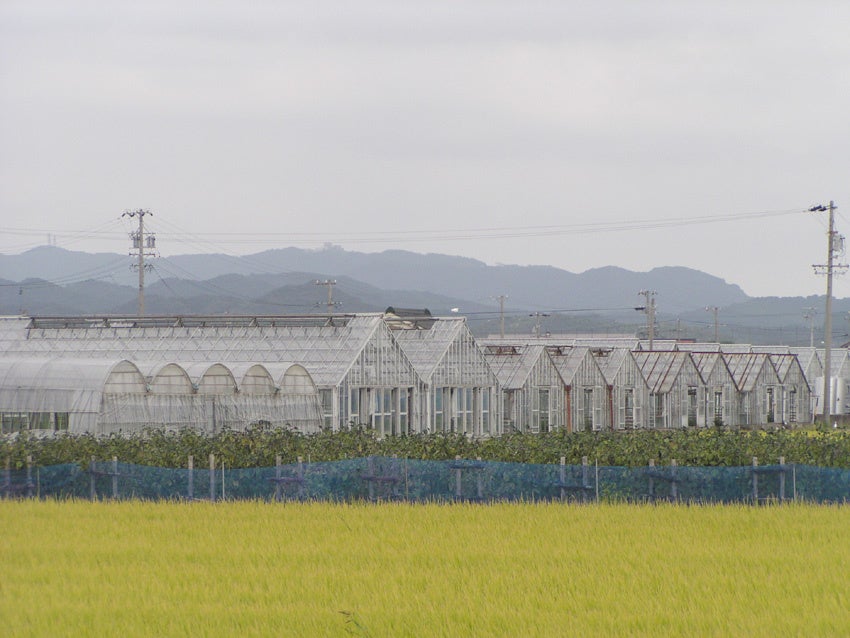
[624,389,634,429]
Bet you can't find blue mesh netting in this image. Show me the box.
[2,458,849,503]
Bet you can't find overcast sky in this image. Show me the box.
[2,1,849,298]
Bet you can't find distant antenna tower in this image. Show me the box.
[122,209,157,316]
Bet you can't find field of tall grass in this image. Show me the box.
[2,501,849,636]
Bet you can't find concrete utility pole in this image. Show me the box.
[314,279,339,313]
[529,311,550,338]
[122,209,156,316]
[705,306,719,343]
[803,307,816,349]
[491,294,508,338]
[638,290,657,349]
[811,201,847,421]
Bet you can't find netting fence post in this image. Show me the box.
[3,457,9,499]
[476,457,484,500]
[595,458,599,503]
[26,455,33,499]
[274,455,282,503]
[188,455,194,500]
[209,454,215,502]
[560,456,566,502]
[455,455,463,500]
[90,456,96,501]
[112,456,118,500]
[779,457,786,502]
[752,457,758,504]
[648,459,655,502]
[670,460,678,502]
[297,456,305,500]
[792,464,797,501]
[581,456,589,503]
[367,457,375,501]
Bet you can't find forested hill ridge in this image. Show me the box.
[2,245,746,311]
[0,245,837,345]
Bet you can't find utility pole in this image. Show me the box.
[637,290,657,349]
[122,209,156,316]
[705,306,719,343]
[803,307,816,349]
[529,311,550,338]
[811,201,847,421]
[314,279,339,314]
[491,294,508,338]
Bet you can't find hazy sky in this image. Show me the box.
[2,1,849,298]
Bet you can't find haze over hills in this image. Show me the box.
[0,245,840,345]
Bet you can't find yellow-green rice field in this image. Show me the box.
[2,501,849,637]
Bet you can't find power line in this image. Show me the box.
[0,206,809,248]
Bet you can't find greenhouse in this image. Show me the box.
[545,345,609,432]
[0,314,424,434]
[590,347,648,430]
[788,347,823,390]
[634,351,706,429]
[723,353,781,426]
[769,354,811,424]
[390,316,500,436]
[814,348,850,416]
[481,343,564,433]
[0,356,322,435]
[690,352,739,427]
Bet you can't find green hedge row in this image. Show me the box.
[4,426,850,470]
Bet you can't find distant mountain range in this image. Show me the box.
[0,245,841,345]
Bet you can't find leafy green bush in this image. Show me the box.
[3,426,850,469]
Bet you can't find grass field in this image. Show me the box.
[2,501,849,637]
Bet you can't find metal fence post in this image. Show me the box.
[209,454,215,502]
[670,460,678,502]
[779,456,786,502]
[560,456,566,502]
[595,458,599,503]
[112,456,118,500]
[367,457,375,502]
[581,456,589,503]
[455,455,463,500]
[90,455,96,501]
[476,457,484,500]
[648,459,655,502]
[753,456,759,505]
[297,456,305,500]
[188,455,194,501]
[26,455,33,499]
[275,455,282,502]
[4,457,9,499]
[752,457,758,504]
